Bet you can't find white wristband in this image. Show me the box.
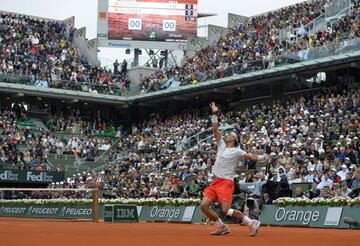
[211,115,218,124]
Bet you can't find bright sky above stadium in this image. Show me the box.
[0,0,305,65]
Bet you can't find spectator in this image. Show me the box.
[121,59,128,76]
[337,164,349,181]
[113,60,119,74]
[317,173,334,190]
[309,182,320,199]
[262,192,273,204]
[351,170,360,189]
[294,187,306,198]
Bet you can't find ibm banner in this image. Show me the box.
[104,205,139,222]
[104,205,199,223]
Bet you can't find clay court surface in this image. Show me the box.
[0,218,358,246]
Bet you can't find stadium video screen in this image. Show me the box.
[107,0,198,43]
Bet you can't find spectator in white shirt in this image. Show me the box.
[239,173,246,182]
[307,155,316,171]
[313,157,323,172]
[317,173,334,190]
[115,128,121,138]
[305,168,317,183]
[337,164,348,181]
[193,159,207,171]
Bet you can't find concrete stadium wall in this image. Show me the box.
[72,28,100,67]
[62,16,75,40]
[227,13,248,30]
[207,24,229,44]
[185,37,209,59]
[127,67,158,87]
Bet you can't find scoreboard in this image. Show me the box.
[101,0,198,44]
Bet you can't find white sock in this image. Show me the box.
[214,218,224,227]
[243,216,252,225]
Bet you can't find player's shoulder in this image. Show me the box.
[236,146,247,155]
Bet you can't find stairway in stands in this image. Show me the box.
[32,118,49,132]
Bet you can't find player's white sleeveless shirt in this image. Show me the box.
[212,139,245,180]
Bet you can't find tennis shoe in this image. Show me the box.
[210,225,230,235]
[249,219,261,236]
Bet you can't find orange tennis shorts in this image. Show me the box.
[204,177,234,203]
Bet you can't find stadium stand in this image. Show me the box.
[0,105,120,171]
[0,0,359,96]
[2,84,359,201]
[1,0,360,205]
[0,12,130,96]
[139,0,360,93]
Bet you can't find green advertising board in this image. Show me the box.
[0,169,65,184]
[0,203,201,223]
[104,205,114,222]
[1,202,359,228]
[0,204,95,219]
[103,205,199,223]
[0,203,360,229]
[192,206,206,224]
[112,205,139,222]
[260,205,360,229]
[138,205,196,222]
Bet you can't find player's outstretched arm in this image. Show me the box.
[242,153,269,163]
[210,102,221,143]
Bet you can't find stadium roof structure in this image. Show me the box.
[197,13,217,18]
[1,50,360,106]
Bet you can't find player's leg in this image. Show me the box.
[199,197,218,222]
[201,187,230,235]
[200,197,230,235]
[221,202,261,236]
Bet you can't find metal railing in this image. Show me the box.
[176,126,212,151]
[285,37,360,62]
[0,73,128,96]
[325,0,351,18]
[304,13,326,35]
[1,37,360,96]
[159,36,360,91]
[279,27,297,41]
[176,124,236,151]
[94,129,130,163]
[65,164,91,172]
[72,129,130,172]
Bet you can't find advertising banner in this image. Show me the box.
[139,205,195,222]
[112,205,139,222]
[0,204,93,219]
[260,205,360,229]
[2,203,358,228]
[0,169,65,184]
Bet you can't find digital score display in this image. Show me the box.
[107,0,198,43]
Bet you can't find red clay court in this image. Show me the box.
[0,218,358,246]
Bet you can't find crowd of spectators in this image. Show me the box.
[0,107,116,170]
[1,1,360,204]
[139,0,360,93]
[45,109,121,137]
[0,1,359,96]
[23,84,357,203]
[0,13,130,95]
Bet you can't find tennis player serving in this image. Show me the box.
[200,102,267,236]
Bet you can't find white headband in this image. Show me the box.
[227,131,239,143]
